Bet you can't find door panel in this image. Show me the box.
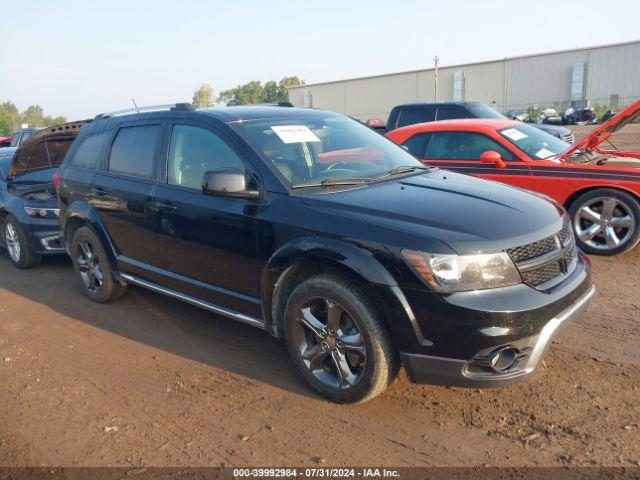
[91,173,166,284]
[155,122,261,316]
[92,121,168,284]
[154,186,261,315]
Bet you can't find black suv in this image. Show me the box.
[386,102,575,144]
[57,104,594,403]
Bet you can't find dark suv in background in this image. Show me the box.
[0,122,85,268]
[386,101,575,144]
[56,104,594,403]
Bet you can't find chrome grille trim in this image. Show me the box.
[507,220,577,290]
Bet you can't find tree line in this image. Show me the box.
[192,76,304,108]
[0,76,304,137]
[0,102,67,137]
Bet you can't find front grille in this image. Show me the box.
[508,236,556,263]
[561,132,575,144]
[521,262,562,286]
[507,219,577,290]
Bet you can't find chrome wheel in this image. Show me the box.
[574,196,635,251]
[292,297,367,390]
[76,239,104,294]
[5,223,21,262]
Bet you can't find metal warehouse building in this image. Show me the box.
[288,40,640,122]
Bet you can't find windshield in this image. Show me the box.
[233,113,424,187]
[466,103,506,119]
[498,124,570,160]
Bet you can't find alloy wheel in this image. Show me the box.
[292,297,367,390]
[574,196,635,251]
[5,223,21,262]
[76,239,104,294]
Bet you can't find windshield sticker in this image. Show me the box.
[502,128,527,141]
[535,147,555,159]
[271,125,321,144]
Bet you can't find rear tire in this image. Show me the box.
[284,272,398,404]
[70,226,127,302]
[569,189,640,256]
[3,215,41,269]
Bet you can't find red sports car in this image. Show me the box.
[386,101,640,255]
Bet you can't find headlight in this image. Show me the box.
[402,250,521,293]
[24,207,60,219]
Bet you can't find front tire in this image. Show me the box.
[3,215,41,269]
[284,273,398,404]
[569,189,640,255]
[70,226,127,302]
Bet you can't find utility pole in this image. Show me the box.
[434,55,439,101]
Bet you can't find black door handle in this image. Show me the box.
[90,186,106,196]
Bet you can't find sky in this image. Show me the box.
[1,0,638,119]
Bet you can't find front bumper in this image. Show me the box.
[401,284,595,387]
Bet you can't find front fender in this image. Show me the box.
[260,236,424,347]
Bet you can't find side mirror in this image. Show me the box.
[480,150,507,169]
[202,168,260,199]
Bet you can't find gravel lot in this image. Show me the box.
[1,125,639,468]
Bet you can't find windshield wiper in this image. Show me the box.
[291,178,370,189]
[373,164,433,180]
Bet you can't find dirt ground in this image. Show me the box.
[0,125,639,468]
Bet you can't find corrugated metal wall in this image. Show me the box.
[288,41,640,121]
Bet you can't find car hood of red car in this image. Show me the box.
[561,100,640,159]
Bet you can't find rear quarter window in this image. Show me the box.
[66,129,112,170]
[108,125,161,179]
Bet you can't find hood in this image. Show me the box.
[303,170,564,253]
[7,120,89,180]
[561,100,640,160]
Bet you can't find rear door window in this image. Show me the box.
[108,125,161,179]
[67,130,112,169]
[396,108,436,128]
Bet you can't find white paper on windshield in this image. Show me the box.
[271,125,321,144]
[502,128,527,141]
[535,148,555,159]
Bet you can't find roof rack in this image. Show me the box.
[94,102,194,120]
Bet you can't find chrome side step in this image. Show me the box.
[120,273,265,330]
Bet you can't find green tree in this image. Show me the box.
[192,84,215,108]
[277,76,304,101]
[219,76,305,105]
[0,101,20,135]
[21,105,45,127]
[261,80,280,103]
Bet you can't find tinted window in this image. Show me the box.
[466,103,506,119]
[403,133,431,157]
[67,130,112,169]
[423,132,514,161]
[109,125,161,179]
[10,132,21,147]
[436,107,469,120]
[168,125,245,190]
[396,108,436,128]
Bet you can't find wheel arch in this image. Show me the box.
[260,237,402,338]
[63,201,118,269]
[563,185,640,210]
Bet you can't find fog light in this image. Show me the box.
[488,348,518,372]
